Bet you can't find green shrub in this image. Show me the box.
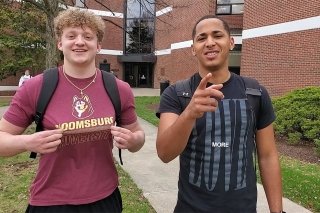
[273,86,320,146]
[315,139,320,156]
[287,132,302,145]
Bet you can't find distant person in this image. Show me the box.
[156,15,284,213]
[18,70,32,87]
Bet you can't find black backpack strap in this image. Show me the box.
[101,71,123,165]
[241,76,262,131]
[175,78,192,112]
[240,76,262,172]
[30,67,59,159]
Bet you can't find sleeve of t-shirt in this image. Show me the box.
[256,85,276,130]
[3,76,41,128]
[156,84,182,118]
[117,79,137,126]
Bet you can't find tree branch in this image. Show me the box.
[23,0,46,13]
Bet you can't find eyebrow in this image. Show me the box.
[197,30,223,37]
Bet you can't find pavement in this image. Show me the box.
[0,88,313,213]
[0,86,18,91]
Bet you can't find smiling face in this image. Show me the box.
[192,18,234,74]
[57,26,101,67]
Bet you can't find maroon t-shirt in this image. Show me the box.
[3,67,137,206]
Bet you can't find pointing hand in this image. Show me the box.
[185,73,224,119]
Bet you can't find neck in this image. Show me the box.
[63,62,96,78]
[199,67,230,84]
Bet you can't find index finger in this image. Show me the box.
[41,128,64,136]
[197,73,212,90]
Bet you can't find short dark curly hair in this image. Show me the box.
[192,15,230,40]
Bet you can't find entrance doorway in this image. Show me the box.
[124,63,153,88]
[229,67,240,75]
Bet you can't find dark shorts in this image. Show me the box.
[26,187,122,213]
[174,198,256,213]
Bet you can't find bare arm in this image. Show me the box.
[256,124,283,212]
[156,73,224,163]
[111,120,145,152]
[0,118,63,157]
[156,111,196,163]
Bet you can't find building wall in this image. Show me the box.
[242,0,320,96]
[154,0,243,88]
[155,0,209,87]
[243,0,320,29]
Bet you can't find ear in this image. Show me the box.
[73,96,78,103]
[57,40,63,51]
[191,44,196,56]
[97,42,102,53]
[229,37,235,51]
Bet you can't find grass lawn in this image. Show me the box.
[0,96,12,107]
[0,153,155,213]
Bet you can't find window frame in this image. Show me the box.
[125,0,155,54]
[216,0,244,15]
[75,0,85,8]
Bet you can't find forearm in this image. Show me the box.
[0,132,26,157]
[259,154,283,212]
[128,130,145,152]
[156,112,196,163]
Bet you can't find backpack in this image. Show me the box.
[30,67,124,165]
[175,75,262,170]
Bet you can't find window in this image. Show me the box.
[75,0,85,8]
[125,0,155,54]
[216,0,244,15]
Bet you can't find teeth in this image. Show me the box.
[207,52,216,56]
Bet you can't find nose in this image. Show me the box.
[75,35,85,45]
[206,36,216,47]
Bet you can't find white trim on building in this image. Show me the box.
[156,6,173,17]
[243,16,320,39]
[98,49,123,55]
[75,5,173,19]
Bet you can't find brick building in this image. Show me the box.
[3,0,319,96]
[241,0,320,96]
[90,0,320,96]
[89,0,244,90]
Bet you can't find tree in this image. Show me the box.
[0,0,46,79]
[24,0,61,69]
[126,19,154,54]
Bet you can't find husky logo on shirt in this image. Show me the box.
[72,94,94,119]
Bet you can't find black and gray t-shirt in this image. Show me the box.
[157,72,275,212]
